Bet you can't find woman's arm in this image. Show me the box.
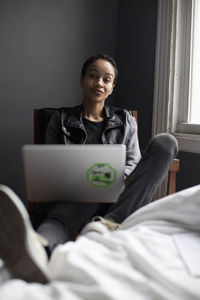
[124,113,141,178]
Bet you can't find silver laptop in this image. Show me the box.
[22,144,126,203]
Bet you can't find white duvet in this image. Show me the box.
[0,185,200,300]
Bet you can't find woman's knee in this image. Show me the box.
[150,133,178,158]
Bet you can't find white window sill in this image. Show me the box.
[174,132,200,153]
[177,122,200,134]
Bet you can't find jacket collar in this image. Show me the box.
[63,104,123,128]
[104,105,123,128]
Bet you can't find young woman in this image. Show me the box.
[46,55,141,178]
[0,55,178,283]
[33,54,178,253]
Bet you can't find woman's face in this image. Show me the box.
[80,59,115,105]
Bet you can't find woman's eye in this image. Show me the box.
[104,78,111,83]
[89,74,96,78]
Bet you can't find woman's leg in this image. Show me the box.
[36,201,108,254]
[104,133,178,223]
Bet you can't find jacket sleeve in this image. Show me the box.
[124,112,141,178]
[45,111,63,144]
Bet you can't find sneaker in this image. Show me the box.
[0,185,49,284]
[80,216,121,235]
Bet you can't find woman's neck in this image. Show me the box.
[82,102,105,122]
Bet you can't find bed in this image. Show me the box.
[0,185,200,300]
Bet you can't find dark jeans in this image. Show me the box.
[34,133,178,254]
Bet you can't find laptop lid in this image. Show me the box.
[22,144,126,203]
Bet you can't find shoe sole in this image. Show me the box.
[0,186,49,284]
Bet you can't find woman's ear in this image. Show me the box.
[109,84,115,95]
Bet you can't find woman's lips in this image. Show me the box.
[93,89,103,95]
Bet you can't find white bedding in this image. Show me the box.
[0,185,200,300]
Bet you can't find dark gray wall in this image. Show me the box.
[0,0,119,201]
[114,0,158,150]
[177,152,200,191]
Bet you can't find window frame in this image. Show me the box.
[152,0,200,154]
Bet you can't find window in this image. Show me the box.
[188,0,200,124]
[153,0,200,154]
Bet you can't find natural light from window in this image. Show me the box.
[189,0,200,124]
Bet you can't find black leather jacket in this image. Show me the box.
[46,105,141,178]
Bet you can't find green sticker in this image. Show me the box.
[87,163,117,187]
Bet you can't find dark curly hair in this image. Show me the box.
[81,54,118,83]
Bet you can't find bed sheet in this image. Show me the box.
[0,185,200,300]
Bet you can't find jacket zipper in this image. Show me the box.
[101,124,123,144]
[62,124,87,144]
[82,128,88,144]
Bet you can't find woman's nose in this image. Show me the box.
[95,78,103,87]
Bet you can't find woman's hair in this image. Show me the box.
[81,54,118,83]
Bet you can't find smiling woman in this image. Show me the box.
[30,54,177,257]
[80,58,116,121]
[0,54,178,284]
